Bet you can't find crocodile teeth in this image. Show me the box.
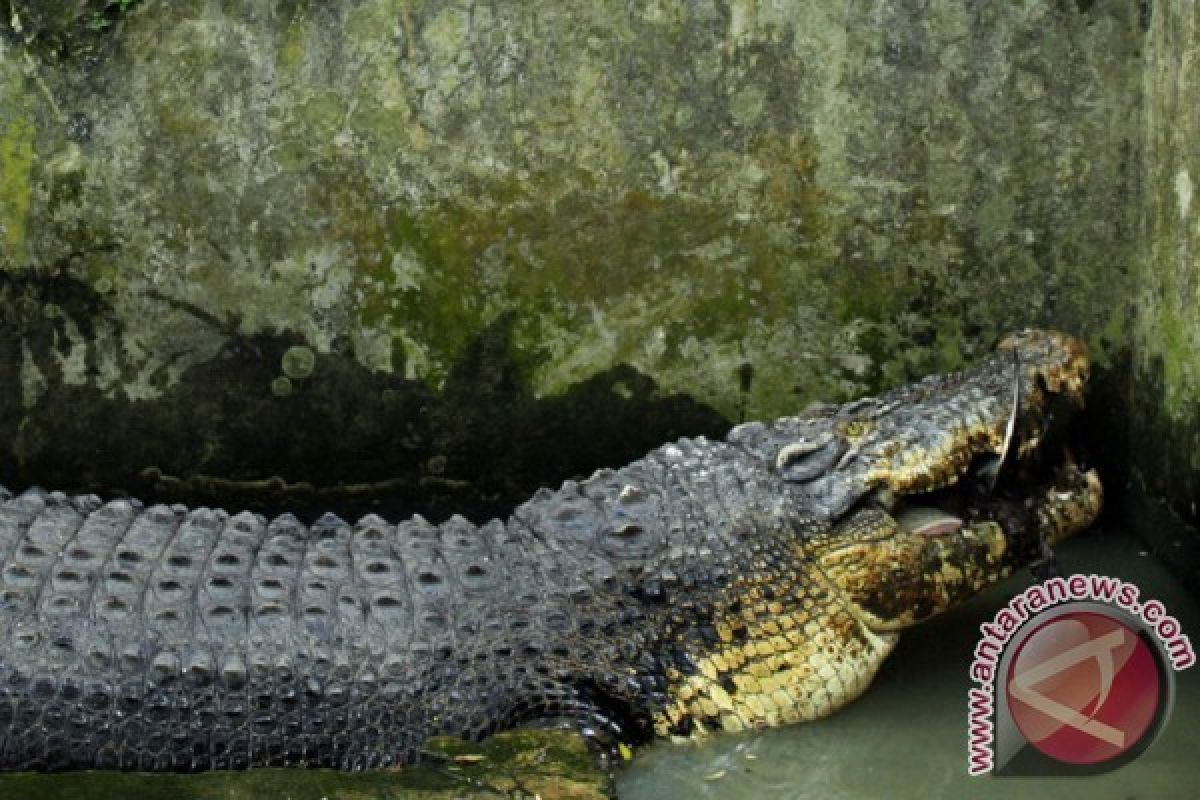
[896,506,964,536]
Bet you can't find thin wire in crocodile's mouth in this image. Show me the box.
[906,331,1095,524]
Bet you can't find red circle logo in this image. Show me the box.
[1006,612,1162,765]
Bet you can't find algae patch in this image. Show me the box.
[281,345,316,380]
[0,115,35,265]
[0,731,612,799]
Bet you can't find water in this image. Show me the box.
[616,526,1200,799]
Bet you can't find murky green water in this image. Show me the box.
[617,526,1200,799]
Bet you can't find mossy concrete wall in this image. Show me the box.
[0,1,1146,516]
[1130,0,1200,575]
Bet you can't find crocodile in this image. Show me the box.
[0,329,1102,772]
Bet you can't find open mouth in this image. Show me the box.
[878,435,1103,568]
[809,433,1104,635]
[844,330,1103,571]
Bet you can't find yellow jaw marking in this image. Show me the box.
[654,569,897,738]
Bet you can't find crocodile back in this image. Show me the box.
[0,435,783,771]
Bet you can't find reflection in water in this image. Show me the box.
[617,527,1200,799]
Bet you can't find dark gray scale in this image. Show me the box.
[392,516,456,635]
[435,514,490,637]
[726,413,838,474]
[249,513,307,639]
[350,514,412,651]
[241,513,316,767]
[299,513,354,640]
[638,448,691,579]
[0,489,51,614]
[243,514,311,759]
[705,440,770,516]
[198,511,262,646]
[57,499,139,604]
[97,505,183,633]
[445,517,502,597]
[643,443,691,537]
[543,467,667,695]
[341,515,417,767]
[9,494,83,620]
[512,480,603,549]
[511,486,578,565]
[644,442,711,592]
[403,517,508,741]
[488,517,586,698]
[709,446,787,551]
[295,520,369,767]
[33,502,142,739]
[448,519,509,697]
[436,515,502,663]
[506,484,601,612]
[468,518,570,714]
[492,513,562,615]
[659,438,762,587]
[580,462,668,566]
[67,494,104,515]
[477,517,538,627]
[143,508,224,641]
[509,480,605,604]
[126,510,208,767]
[743,451,796,518]
[2,493,91,770]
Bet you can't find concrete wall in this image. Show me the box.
[0,1,1158,520]
[1128,0,1200,582]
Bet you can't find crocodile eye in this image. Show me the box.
[776,432,846,483]
[839,418,873,438]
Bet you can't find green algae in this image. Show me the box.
[340,131,839,417]
[0,115,35,265]
[1126,0,1200,529]
[282,345,316,380]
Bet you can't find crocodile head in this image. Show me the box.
[654,330,1102,737]
[739,329,1093,519]
[759,329,1101,622]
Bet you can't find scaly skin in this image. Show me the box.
[0,329,1101,771]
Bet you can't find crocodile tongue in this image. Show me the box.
[896,506,964,536]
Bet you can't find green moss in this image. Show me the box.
[0,730,612,799]
[337,130,837,406]
[281,345,316,379]
[298,91,348,143]
[270,375,293,397]
[276,4,310,74]
[2,0,143,57]
[730,85,767,127]
[0,115,35,265]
